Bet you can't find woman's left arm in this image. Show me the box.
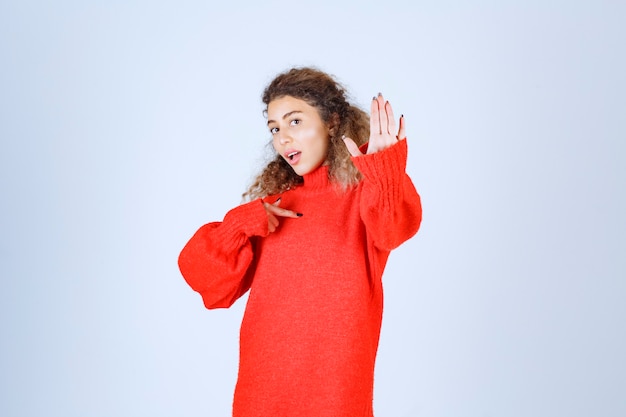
[343,93,422,250]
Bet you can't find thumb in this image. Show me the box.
[342,135,363,157]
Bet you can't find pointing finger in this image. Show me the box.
[264,202,302,218]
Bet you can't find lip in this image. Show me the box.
[283,149,302,165]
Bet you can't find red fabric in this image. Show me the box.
[179,139,422,417]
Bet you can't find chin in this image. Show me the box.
[293,168,310,176]
[293,163,321,176]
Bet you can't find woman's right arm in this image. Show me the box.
[178,199,269,309]
[178,197,301,309]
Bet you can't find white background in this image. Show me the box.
[1,1,624,416]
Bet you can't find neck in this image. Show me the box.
[301,165,330,189]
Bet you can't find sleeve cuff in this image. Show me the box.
[212,199,268,252]
[351,138,408,190]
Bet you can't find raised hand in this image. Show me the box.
[263,198,302,233]
[343,93,405,157]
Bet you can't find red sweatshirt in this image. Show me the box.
[178,139,422,417]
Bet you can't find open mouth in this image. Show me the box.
[285,150,301,164]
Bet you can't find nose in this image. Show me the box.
[277,131,292,145]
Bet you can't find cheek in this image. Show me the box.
[314,130,330,153]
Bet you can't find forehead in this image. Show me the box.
[266,96,320,120]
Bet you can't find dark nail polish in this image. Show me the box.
[372,96,376,100]
[378,92,382,97]
[401,114,404,118]
[296,213,303,217]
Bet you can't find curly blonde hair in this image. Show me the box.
[243,67,370,200]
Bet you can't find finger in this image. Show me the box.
[370,95,380,135]
[266,211,279,233]
[397,114,406,140]
[385,100,397,137]
[342,136,363,157]
[377,93,389,135]
[265,202,302,218]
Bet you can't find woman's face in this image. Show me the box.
[267,96,330,176]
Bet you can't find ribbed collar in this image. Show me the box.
[301,165,330,190]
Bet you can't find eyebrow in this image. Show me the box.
[267,110,303,125]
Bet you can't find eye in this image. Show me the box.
[290,119,301,126]
[269,127,279,134]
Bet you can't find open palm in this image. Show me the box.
[343,93,406,156]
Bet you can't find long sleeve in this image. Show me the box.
[351,138,422,251]
[178,199,269,309]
